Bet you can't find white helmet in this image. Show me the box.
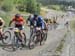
[0,17,2,20]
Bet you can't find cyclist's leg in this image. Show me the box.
[30,26,33,38]
[41,23,46,39]
[30,27,36,42]
[17,25,24,39]
[15,25,24,47]
[19,26,26,47]
[41,23,45,32]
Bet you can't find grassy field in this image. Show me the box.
[70,20,75,31]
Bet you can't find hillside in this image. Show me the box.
[37,0,75,7]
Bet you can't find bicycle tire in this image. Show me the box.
[28,33,35,49]
[2,31,11,45]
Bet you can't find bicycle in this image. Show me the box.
[0,27,11,45]
[42,24,48,42]
[28,26,44,49]
[7,27,26,51]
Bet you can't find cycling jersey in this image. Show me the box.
[12,16,24,30]
[12,16,24,26]
[31,16,45,29]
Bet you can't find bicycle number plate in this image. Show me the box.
[13,28,19,32]
[36,27,41,30]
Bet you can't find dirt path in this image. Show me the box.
[0,28,67,56]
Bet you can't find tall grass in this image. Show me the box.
[0,14,11,26]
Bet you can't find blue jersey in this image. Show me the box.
[31,16,45,29]
[36,16,44,26]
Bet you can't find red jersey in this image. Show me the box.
[12,16,24,25]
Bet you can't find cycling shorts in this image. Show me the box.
[15,25,23,30]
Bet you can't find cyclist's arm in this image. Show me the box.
[26,18,30,26]
[23,19,26,25]
[40,17,47,25]
[9,19,14,27]
[1,19,5,27]
[26,18,30,24]
[22,18,27,26]
[41,18,48,29]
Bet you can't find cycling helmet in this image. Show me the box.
[34,13,38,18]
[15,14,20,18]
[0,17,2,20]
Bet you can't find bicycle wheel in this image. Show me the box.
[12,36,17,51]
[28,33,35,49]
[39,32,42,45]
[44,32,48,41]
[2,31,11,45]
[35,31,42,45]
[42,31,48,41]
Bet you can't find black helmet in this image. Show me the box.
[34,13,38,17]
[15,14,20,18]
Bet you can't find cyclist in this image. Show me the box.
[26,15,33,26]
[0,17,5,38]
[27,15,37,42]
[32,14,47,39]
[9,14,26,47]
[33,14,47,30]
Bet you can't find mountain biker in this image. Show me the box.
[28,14,47,45]
[0,17,5,38]
[33,14,47,30]
[26,15,33,26]
[9,14,26,47]
[26,15,37,41]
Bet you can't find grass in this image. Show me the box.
[40,7,47,17]
[48,5,61,11]
[55,32,67,55]
[70,20,75,32]
[0,14,11,26]
[55,39,65,53]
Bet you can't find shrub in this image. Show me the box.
[1,0,13,12]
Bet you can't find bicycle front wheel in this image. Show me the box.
[2,31,11,45]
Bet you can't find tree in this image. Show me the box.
[26,0,40,14]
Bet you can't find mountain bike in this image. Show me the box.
[28,27,43,49]
[0,27,11,45]
[7,27,26,51]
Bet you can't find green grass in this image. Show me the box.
[0,14,11,26]
[47,5,65,11]
[70,20,75,32]
[55,39,65,53]
[55,32,67,55]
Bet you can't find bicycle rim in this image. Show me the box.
[2,31,11,45]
